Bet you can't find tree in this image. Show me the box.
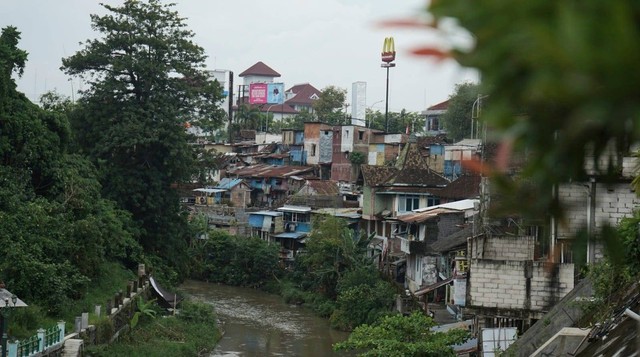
[313,85,347,124]
[287,108,316,129]
[296,215,373,299]
[419,0,640,222]
[441,82,480,142]
[330,266,396,331]
[333,312,470,357]
[61,0,226,278]
[0,27,142,313]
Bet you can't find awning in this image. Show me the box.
[274,232,307,240]
[414,277,454,297]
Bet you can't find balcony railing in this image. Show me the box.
[399,235,425,255]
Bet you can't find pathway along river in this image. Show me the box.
[180,280,352,357]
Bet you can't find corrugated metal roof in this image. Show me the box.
[193,188,226,193]
[277,205,312,213]
[274,232,307,239]
[215,178,244,190]
[249,210,283,217]
[413,199,479,213]
[312,207,361,219]
[227,164,313,178]
[396,208,460,223]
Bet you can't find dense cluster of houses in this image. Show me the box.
[180,117,640,354]
[181,61,640,355]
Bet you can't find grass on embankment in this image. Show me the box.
[84,300,220,357]
[10,262,136,339]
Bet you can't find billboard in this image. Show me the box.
[249,83,285,104]
[267,83,285,104]
[249,83,268,104]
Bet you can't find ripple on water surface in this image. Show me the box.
[180,281,351,357]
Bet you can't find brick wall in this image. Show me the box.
[557,182,639,240]
[469,259,574,312]
[530,262,574,310]
[469,235,535,261]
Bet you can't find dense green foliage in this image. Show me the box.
[287,216,397,330]
[0,26,142,316]
[330,267,396,331]
[313,85,347,124]
[188,230,282,287]
[85,300,219,357]
[334,312,470,357]
[425,0,640,222]
[581,210,640,322]
[441,82,480,142]
[61,0,226,280]
[366,108,425,135]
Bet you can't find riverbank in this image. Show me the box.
[84,300,220,356]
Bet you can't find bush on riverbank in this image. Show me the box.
[189,229,282,287]
[85,300,220,356]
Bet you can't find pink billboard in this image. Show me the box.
[249,83,268,104]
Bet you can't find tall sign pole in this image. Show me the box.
[381,37,396,133]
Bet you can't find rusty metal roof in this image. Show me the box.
[227,164,313,178]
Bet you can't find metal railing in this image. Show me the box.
[7,322,65,357]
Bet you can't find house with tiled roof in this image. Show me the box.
[360,135,450,264]
[285,83,321,113]
[437,174,481,203]
[226,163,314,207]
[422,99,449,135]
[286,179,342,209]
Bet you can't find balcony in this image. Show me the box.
[399,235,425,255]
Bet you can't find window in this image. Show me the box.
[401,195,420,212]
[311,144,316,156]
[427,197,440,207]
[358,131,364,140]
[285,212,309,223]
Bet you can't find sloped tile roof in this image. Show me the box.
[285,83,321,106]
[390,141,449,186]
[418,134,450,147]
[427,99,449,111]
[395,140,430,171]
[361,165,398,187]
[239,61,281,77]
[390,168,449,186]
[437,174,481,199]
[303,179,340,195]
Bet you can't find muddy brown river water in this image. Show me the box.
[179,280,352,357]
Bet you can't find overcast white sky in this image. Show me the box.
[1,0,478,113]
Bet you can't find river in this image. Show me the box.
[179,280,353,357]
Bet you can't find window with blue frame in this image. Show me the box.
[427,196,440,207]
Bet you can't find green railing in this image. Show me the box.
[6,321,65,357]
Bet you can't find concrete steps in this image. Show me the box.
[62,338,83,357]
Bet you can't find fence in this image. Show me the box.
[6,321,65,357]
